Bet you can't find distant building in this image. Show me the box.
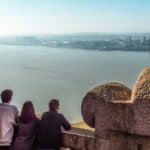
[15,36,39,45]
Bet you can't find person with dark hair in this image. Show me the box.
[37,99,71,150]
[0,89,18,150]
[11,101,39,150]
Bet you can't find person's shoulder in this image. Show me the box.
[41,111,49,118]
[9,105,18,113]
[42,111,49,115]
[9,104,18,110]
[58,112,65,118]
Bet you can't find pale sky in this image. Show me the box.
[0,0,150,36]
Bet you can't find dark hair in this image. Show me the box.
[49,99,59,111]
[20,101,37,123]
[1,89,13,103]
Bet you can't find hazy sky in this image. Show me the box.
[0,0,150,35]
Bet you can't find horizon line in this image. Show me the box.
[0,32,150,37]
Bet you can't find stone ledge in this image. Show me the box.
[61,127,96,150]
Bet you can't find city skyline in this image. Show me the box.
[0,0,150,36]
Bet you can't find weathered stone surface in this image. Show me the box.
[61,129,150,150]
[132,66,150,102]
[61,66,150,150]
[61,128,96,150]
[109,131,150,150]
[95,101,127,138]
[61,128,110,150]
[128,66,150,136]
[82,66,150,138]
[82,82,131,128]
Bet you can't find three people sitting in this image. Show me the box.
[0,89,71,150]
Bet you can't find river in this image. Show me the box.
[0,45,149,122]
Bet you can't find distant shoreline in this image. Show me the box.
[0,33,150,52]
[72,121,94,130]
[0,43,149,52]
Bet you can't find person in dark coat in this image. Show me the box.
[11,101,39,150]
[37,99,71,150]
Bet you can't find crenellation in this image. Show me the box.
[62,66,150,150]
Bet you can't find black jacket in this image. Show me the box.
[37,110,71,148]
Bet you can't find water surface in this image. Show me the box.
[0,45,149,122]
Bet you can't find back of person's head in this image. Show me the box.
[20,101,37,123]
[1,89,13,103]
[49,99,59,112]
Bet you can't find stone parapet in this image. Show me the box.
[76,66,150,150]
[61,127,96,150]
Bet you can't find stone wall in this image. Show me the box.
[82,83,131,128]
[61,128,96,150]
[59,67,150,150]
[109,131,150,150]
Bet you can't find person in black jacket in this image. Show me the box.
[37,99,71,150]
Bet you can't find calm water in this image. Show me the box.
[0,45,149,122]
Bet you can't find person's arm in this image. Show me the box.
[41,112,46,120]
[14,106,19,124]
[11,107,19,144]
[60,114,71,130]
